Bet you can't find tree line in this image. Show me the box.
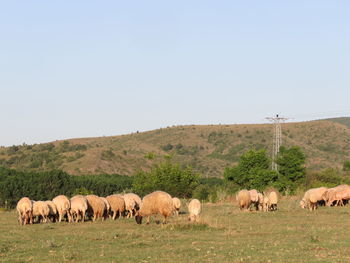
[1,145,349,208]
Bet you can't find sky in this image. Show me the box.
[1,1,350,146]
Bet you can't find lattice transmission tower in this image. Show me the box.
[266,114,289,171]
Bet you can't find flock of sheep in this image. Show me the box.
[236,189,278,212]
[16,184,346,226]
[16,191,202,226]
[300,185,350,211]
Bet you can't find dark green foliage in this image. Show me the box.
[101,149,115,160]
[343,160,350,171]
[275,146,306,194]
[305,168,349,188]
[132,160,200,198]
[0,167,132,208]
[161,144,173,151]
[224,149,278,191]
[192,184,210,201]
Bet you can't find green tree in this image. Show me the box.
[132,160,200,198]
[276,146,306,194]
[224,149,278,191]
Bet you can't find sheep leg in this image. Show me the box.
[146,216,150,224]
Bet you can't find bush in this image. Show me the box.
[132,160,200,198]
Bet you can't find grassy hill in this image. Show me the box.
[1,118,350,177]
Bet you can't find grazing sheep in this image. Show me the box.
[267,191,278,211]
[301,187,328,211]
[100,197,111,220]
[324,185,350,206]
[236,190,251,211]
[70,195,88,222]
[86,195,106,221]
[263,196,269,212]
[32,201,50,223]
[123,195,137,218]
[172,197,181,216]
[106,195,125,220]
[248,189,259,210]
[257,193,264,211]
[52,195,72,223]
[135,191,174,225]
[44,201,58,222]
[16,197,33,225]
[123,193,142,218]
[188,199,201,222]
[327,187,350,207]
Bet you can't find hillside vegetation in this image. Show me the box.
[1,118,350,177]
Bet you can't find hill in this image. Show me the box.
[1,118,350,177]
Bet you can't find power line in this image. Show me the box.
[266,114,289,171]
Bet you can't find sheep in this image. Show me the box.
[52,195,72,222]
[248,189,259,210]
[123,193,142,218]
[100,197,111,220]
[257,193,264,211]
[263,196,269,212]
[86,195,106,221]
[188,199,201,222]
[267,191,278,211]
[106,195,125,220]
[16,197,33,225]
[123,194,137,218]
[324,185,350,206]
[236,190,251,211]
[135,191,174,225]
[300,187,328,211]
[70,195,88,222]
[327,187,350,207]
[32,201,50,223]
[172,197,181,216]
[44,200,58,222]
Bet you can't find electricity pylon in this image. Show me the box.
[266,114,289,171]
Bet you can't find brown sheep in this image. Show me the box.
[135,191,174,224]
[70,195,88,222]
[32,201,50,223]
[106,195,125,220]
[16,197,33,225]
[44,200,58,222]
[188,199,201,222]
[123,193,142,218]
[86,195,106,221]
[236,190,251,211]
[53,195,72,222]
[172,197,181,216]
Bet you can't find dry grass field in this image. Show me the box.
[1,198,350,263]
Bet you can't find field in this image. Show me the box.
[1,198,350,263]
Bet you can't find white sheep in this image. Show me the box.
[172,197,181,216]
[135,191,174,224]
[188,199,201,222]
[16,197,33,225]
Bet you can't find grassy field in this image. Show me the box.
[1,198,350,263]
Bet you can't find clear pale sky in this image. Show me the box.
[1,1,350,146]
